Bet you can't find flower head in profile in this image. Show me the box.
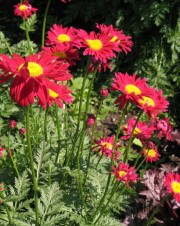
[112,162,138,187]
[46,24,79,47]
[14,0,38,19]
[136,89,169,118]
[43,44,80,66]
[154,118,172,140]
[96,23,133,54]
[93,135,121,161]
[122,118,155,142]
[142,142,160,163]
[78,29,120,63]
[164,172,180,202]
[0,52,72,107]
[111,72,151,109]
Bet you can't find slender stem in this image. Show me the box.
[91,102,130,222]
[4,203,13,224]
[55,104,61,164]
[8,131,19,177]
[123,110,144,163]
[24,20,33,54]
[42,0,52,46]
[94,182,126,224]
[145,195,171,226]
[26,106,39,225]
[44,105,49,142]
[4,37,12,55]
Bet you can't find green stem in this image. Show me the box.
[4,203,13,225]
[94,182,126,224]
[123,110,143,163]
[4,37,12,55]
[42,0,52,46]
[8,131,19,177]
[91,102,130,222]
[24,20,33,54]
[55,104,61,164]
[44,105,49,142]
[145,195,171,226]
[26,106,39,226]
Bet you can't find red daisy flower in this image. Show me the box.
[43,44,80,66]
[122,117,155,142]
[87,114,96,127]
[142,142,160,162]
[42,83,73,108]
[154,118,172,140]
[112,162,138,187]
[164,172,180,202]
[92,135,121,161]
[111,72,151,109]
[78,29,120,63]
[0,52,72,107]
[96,23,133,54]
[14,0,38,19]
[46,24,80,47]
[136,89,169,117]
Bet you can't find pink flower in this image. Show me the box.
[100,88,109,97]
[142,142,160,163]
[112,162,139,187]
[14,0,38,19]
[9,120,17,129]
[164,172,180,202]
[92,135,121,161]
[87,114,96,126]
[155,118,172,140]
[122,117,155,142]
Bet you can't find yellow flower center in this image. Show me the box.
[18,62,43,77]
[57,34,71,43]
[49,89,59,98]
[53,51,67,59]
[134,127,141,135]
[138,96,155,107]
[145,149,156,157]
[171,181,180,194]
[118,170,127,177]
[19,4,27,11]
[101,142,113,150]
[125,84,141,95]
[86,39,103,51]
[110,35,118,42]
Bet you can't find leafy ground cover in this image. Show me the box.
[0,1,179,226]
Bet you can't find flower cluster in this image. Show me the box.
[0,52,73,108]
[111,72,169,117]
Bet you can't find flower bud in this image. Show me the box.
[87,114,96,126]
[100,88,109,97]
[9,120,17,129]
